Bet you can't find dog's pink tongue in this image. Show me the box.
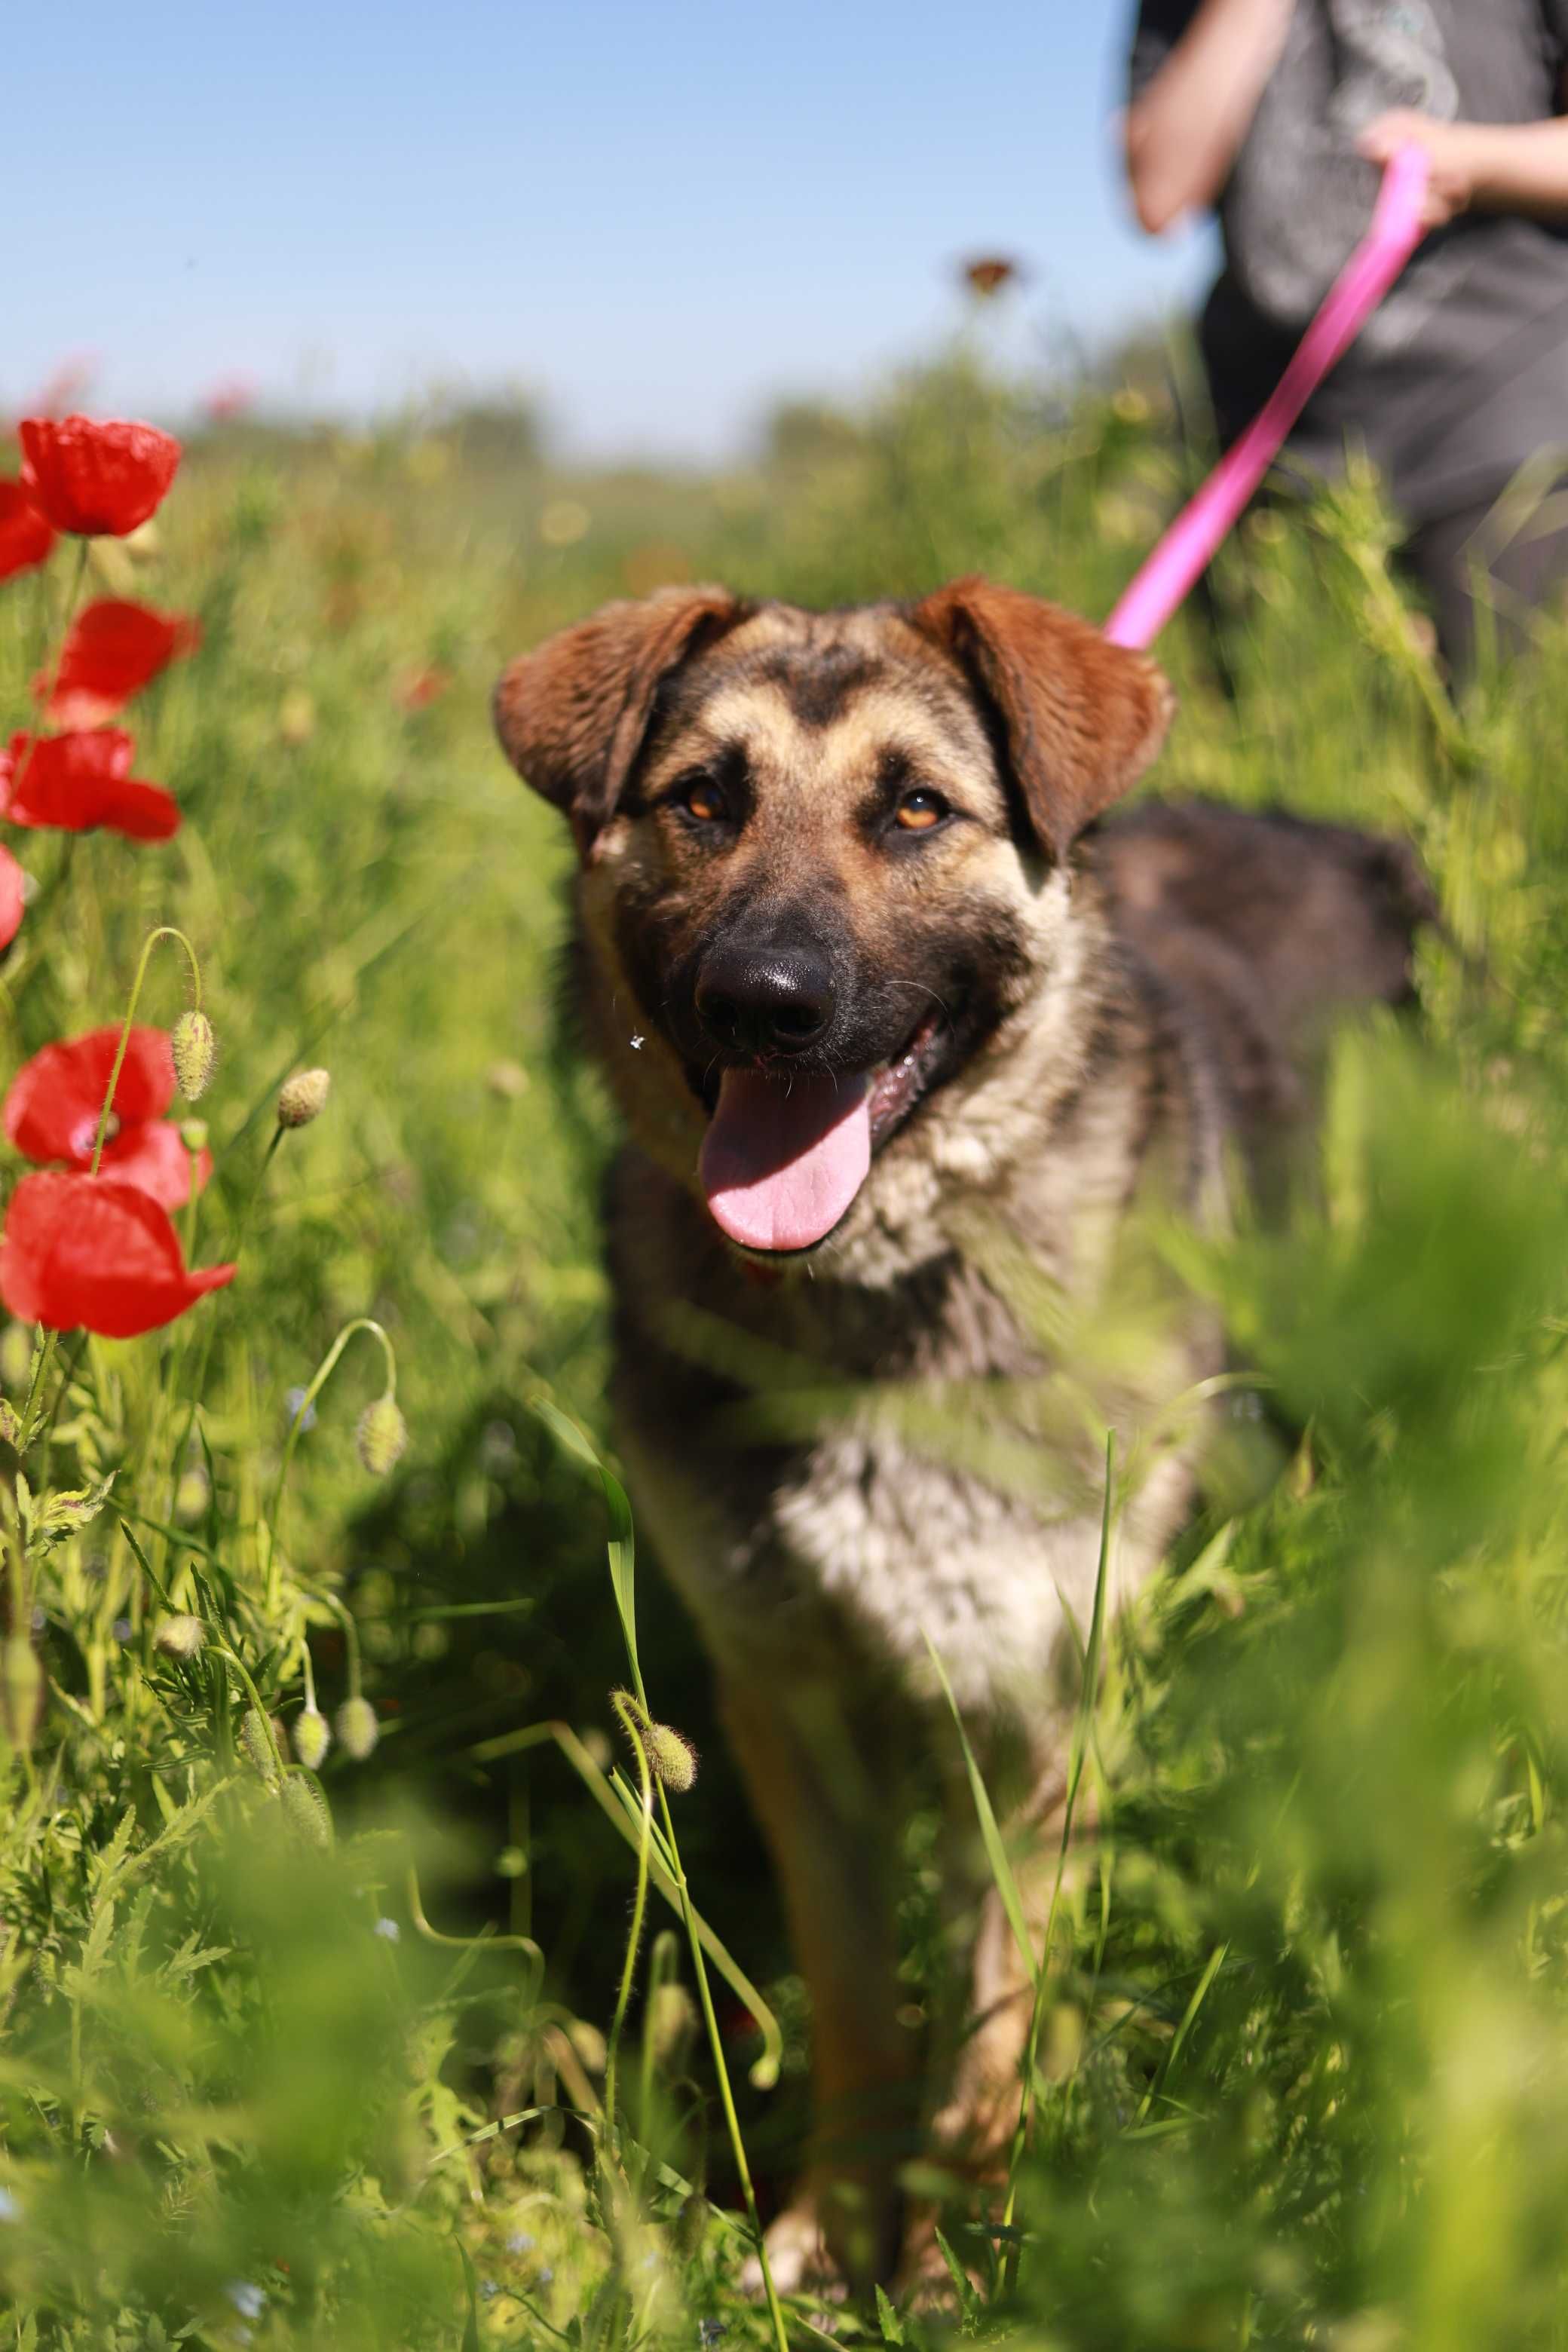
[700,1068,871,1251]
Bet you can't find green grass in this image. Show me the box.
[4,345,1568,2347]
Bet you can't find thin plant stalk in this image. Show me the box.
[161,1122,287,1560]
[263,1317,397,1612]
[88,925,205,1172]
[7,540,91,818]
[997,1429,1117,2291]
[213,1644,289,1783]
[635,1930,684,2196]
[30,917,206,1462]
[603,1690,657,2163]
[650,1766,791,2352]
[541,1404,792,2352]
[470,1716,782,2069]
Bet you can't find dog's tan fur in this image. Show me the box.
[495,579,1429,2289]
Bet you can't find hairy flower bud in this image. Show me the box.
[292,1704,332,1769]
[672,2190,711,2262]
[173,1464,210,1522]
[646,1720,697,1793]
[240,1704,278,1783]
[154,1612,206,1660]
[647,1980,698,2075]
[335,1695,380,1761]
[277,1067,331,1129]
[355,1394,408,1478]
[616,1691,698,1794]
[279,1771,333,1849]
[171,1009,216,1101]
[0,1635,44,1756]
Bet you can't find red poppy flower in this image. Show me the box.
[18,415,182,537]
[0,1171,234,1338]
[0,730,179,841]
[36,599,200,727]
[394,664,451,711]
[960,256,1020,299]
[5,1025,210,1208]
[0,848,23,952]
[203,376,256,423]
[29,356,99,421]
[0,481,56,582]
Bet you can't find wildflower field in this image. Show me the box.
[5,351,1568,2350]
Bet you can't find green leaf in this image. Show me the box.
[874,2283,905,2345]
[91,1807,138,1893]
[458,2243,482,2352]
[35,1475,116,1551]
[1135,1941,1229,2127]
[933,2227,981,2326]
[531,1398,640,1685]
[923,1631,1037,1991]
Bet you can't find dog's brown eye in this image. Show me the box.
[895,789,948,832]
[681,779,727,822]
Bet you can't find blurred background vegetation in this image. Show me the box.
[4,324,1568,2347]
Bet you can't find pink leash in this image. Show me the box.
[1103,144,1431,651]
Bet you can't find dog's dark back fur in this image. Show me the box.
[1095,798,1437,1178]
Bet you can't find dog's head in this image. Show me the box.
[495,578,1172,1258]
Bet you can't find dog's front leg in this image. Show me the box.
[718,1673,921,2295]
[913,1757,1092,2274]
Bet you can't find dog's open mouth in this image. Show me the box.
[697,1012,943,1254]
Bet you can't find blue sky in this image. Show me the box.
[5,2,1214,458]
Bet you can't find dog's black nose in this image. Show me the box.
[696,944,833,1057]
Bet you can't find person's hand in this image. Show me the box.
[1357,110,1482,227]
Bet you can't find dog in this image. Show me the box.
[493,577,1432,2291]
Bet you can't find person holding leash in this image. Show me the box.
[1125,0,1568,675]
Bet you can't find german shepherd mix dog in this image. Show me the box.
[494,579,1432,2292]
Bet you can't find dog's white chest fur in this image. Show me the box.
[620,1394,1193,1725]
[771,1426,1108,1710]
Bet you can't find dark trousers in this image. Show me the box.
[1197,482,1568,695]
[1399,494,1568,681]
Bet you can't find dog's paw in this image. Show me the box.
[895,2207,998,2315]
[739,2199,846,2305]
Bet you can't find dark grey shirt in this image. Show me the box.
[1129,0,1568,519]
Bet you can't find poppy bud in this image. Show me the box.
[292,1705,332,1769]
[179,1119,209,1154]
[154,1612,206,1660]
[647,1981,697,2075]
[355,1394,409,1478]
[174,1465,210,1521]
[335,1695,380,1761]
[277,1068,330,1129]
[278,688,316,746]
[0,1324,34,1390]
[616,1692,698,1794]
[0,1634,44,1754]
[171,1009,216,1101]
[645,1720,697,1793]
[240,1705,278,1784]
[279,1772,333,1849]
[672,2190,711,2262]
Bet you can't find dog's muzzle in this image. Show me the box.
[694,940,834,1059]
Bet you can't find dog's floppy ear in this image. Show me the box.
[910,576,1174,861]
[494,585,746,853]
